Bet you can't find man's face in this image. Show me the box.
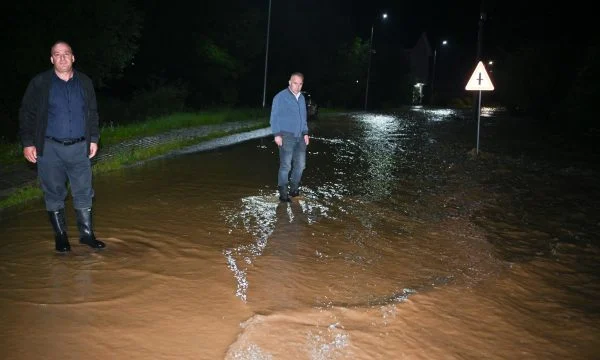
[50,43,75,73]
[288,75,303,95]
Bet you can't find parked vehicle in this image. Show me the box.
[302,91,318,118]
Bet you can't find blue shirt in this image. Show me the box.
[46,72,86,139]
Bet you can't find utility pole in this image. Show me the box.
[430,40,447,104]
[364,24,374,111]
[476,1,485,61]
[261,0,272,108]
[364,13,387,111]
[431,48,437,102]
[473,0,486,121]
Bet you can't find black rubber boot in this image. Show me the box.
[48,209,71,253]
[289,183,300,197]
[278,186,291,202]
[75,208,106,249]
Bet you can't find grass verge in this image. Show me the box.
[0,184,43,210]
[0,142,22,165]
[0,110,268,211]
[92,124,265,174]
[99,109,268,147]
[0,108,269,165]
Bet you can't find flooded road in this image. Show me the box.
[1,109,598,359]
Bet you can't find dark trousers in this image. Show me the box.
[37,140,94,211]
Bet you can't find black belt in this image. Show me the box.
[45,136,86,146]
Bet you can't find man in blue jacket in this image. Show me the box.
[270,72,310,202]
[19,41,106,253]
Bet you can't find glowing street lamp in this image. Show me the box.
[364,12,388,111]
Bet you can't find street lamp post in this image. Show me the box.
[261,0,272,108]
[430,39,447,103]
[364,13,387,111]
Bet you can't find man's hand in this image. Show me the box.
[274,135,283,147]
[23,146,37,163]
[304,134,310,145]
[89,142,98,158]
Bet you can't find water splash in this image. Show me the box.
[223,193,279,302]
[222,184,353,302]
[307,324,350,360]
[228,344,273,360]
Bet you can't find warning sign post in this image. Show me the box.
[465,61,495,154]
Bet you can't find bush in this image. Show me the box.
[98,96,129,128]
[0,109,18,143]
[126,84,189,123]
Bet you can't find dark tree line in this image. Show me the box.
[484,2,598,133]
[1,1,597,142]
[1,0,423,141]
[0,0,143,139]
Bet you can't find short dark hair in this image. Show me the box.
[50,41,73,55]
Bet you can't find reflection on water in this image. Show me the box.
[480,106,507,117]
[352,114,401,201]
[1,109,599,359]
[412,107,459,121]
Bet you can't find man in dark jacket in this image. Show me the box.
[19,40,106,252]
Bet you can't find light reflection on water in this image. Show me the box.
[2,108,599,359]
[412,107,459,121]
[351,114,404,201]
[221,112,468,306]
[481,106,507,117]
[409,105,505,120]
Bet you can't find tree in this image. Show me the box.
[0,0,143,140]
[119,1,265,108]
[322,37,369,108]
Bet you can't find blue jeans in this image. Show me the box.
[37,140,94,211]
[278,134,306,190]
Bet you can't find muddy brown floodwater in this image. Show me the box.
[1,108,598,359]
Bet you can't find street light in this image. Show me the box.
[261,0,272,108]
[364,12,388,111]
[430,39,448,103]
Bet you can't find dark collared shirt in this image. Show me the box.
[46,72,85,139]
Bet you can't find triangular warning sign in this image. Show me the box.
[465,61,494,91]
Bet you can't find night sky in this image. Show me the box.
[257,0,489,90]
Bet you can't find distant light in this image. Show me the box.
[488,60,494,65]
[382,13,388,19]
[442,40,448,45]
[414,83,424,88]
[356,80,359,83]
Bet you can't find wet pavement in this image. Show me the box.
[0,108,598,359]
